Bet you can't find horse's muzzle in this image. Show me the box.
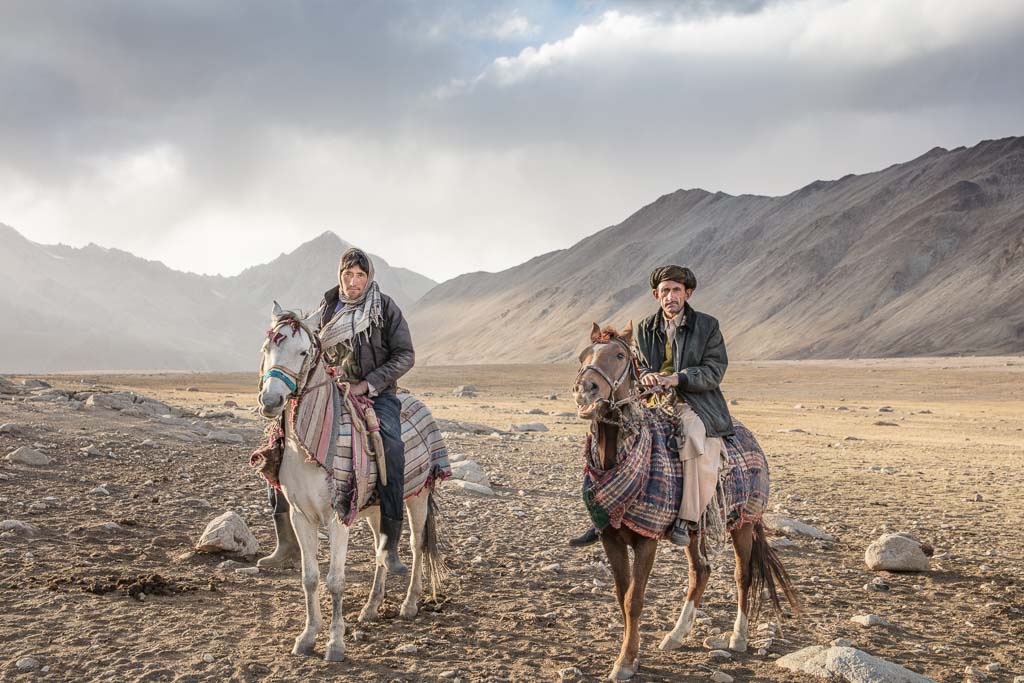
[258,392,285,417]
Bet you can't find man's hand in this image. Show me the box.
[349,380,370,396]
[640,373,661,388]
[657,373,680,389]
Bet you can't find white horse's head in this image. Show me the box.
[257,301,320,418]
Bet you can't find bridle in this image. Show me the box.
[575,336,667,427]
[259,316,323,398]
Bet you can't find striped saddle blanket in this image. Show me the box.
[582,407,769,539]
[287,365,451,524]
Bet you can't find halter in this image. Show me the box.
[575,336,668,427]
[259,315,323,398]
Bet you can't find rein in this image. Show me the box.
[575,337,649,428]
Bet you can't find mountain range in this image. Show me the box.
[2,136,1021,372]
[409,136,1024,363]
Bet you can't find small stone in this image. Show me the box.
[203,654,215,663]
[541,563,561,573]
[206,430,244,444]
[793,404,805,409]
[965,666,989,680]
[703,635,728,650]
[439,671,459,680]
[831,638,853,647]
[972,493,984,502]
[710,673,734,683]
[510,422,548,432]
[223,400,238,408]
[15,657,40,671]
[729,399,739,406]
[195,511,260,556]
[186,386,200,392]
[0,423,18,434]
[877,406,894,412]
[709,649,731,660]
[395,643,418,654]
[234,566,259,575]
[351,630,366,641]
[5,446,51,466]
[851,614,888,627]
[88,486,111,496]
[1,520,39,535]
[81,445,104,456]
[558,667,583,680]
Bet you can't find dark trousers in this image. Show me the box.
[269,393,406,522]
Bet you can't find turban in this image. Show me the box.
[649,265,696,291]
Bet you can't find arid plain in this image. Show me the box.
[1,358,1022,682]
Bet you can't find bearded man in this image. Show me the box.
[568,265,734,548]
[258,247,415,575]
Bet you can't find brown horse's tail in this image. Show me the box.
[748,520,801,622]
[423,487,451,602]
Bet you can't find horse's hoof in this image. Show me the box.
[324,642,346,662]
[729,636,748,652]
[357,608,379,623]
[399,602,418,619]
[291,640,316,657]
[658,634,684,651]
[608,661,638,681]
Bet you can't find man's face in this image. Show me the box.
[653,280,692,319]
[341,266,369,300]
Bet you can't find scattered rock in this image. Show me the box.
[207,430,244,444]
[223,400,238,408]
[777,645,932,682]
[195,511,260,556]
[850,614,889,627]
[873,421,899,427]
[729,399,739,405]
[546,393,559,401]
[443,480,495,497]
[450,459,491,487]
[510,422,548,432]
[877,406,894,413]
[202,654,215,663]
[709,649,732,660]
[5,446,51,466]
[436,419,500,435]
[831,638,854,647]
[764,514,836,541]
[865,533,930,572]
[21,379,51,389]
[1,520,39,535]
[88,486,110,496]
[710,673,734,683]
[524,408,546,415]
[186,387,200,392]
[81,445,104,456]
[395,643,418,654]
[558,667,584,680]
[965,667,989,680]
[234,566,260,575]
[452,385,477,397]
[15,657,40,671]
[703,635,728,650]
[793,404,806,409]
[0,423,18,434]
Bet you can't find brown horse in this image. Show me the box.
[573,322,799,680]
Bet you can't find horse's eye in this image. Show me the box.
[300,351,308,357]
[617,353,625,359]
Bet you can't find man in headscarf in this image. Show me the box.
[258,247,415,575]
[568,265,734,548]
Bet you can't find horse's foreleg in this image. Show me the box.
[324,516,350,662]
[601,532,631,624]
[290,509,322,657]
[729,524,754,652]
[400,493,428,619]
[659,531,712,651]
[358,508,387,622]
[611,538,657,681]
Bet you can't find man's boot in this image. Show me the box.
[378,516,409,575]
[669,518,692,547]
[257,512,300,568]
[568,527,600,548]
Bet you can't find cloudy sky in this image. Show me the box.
[1,0,1021,282]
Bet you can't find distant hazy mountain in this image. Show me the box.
[409,137,1024,363]
[0,229,435,372]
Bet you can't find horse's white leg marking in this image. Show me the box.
[658,599,696,651]
[290,508,322,657]
[729,607,749,652]
[324,515,350,662]
[358,508,387,622]
[400,492,427,619]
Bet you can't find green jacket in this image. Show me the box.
[635,302,734,437]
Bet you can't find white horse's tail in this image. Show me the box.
[423,487,450,602]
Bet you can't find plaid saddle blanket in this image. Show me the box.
[582,407,769,539]
[286,364,452,524]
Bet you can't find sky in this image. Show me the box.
[1,0,1022,283]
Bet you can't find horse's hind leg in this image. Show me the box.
[290,509,322,657]
[324,516,351,662]
[729,524,754,652]
[400,493,428,619]
[358,508,387,622]
[659,532,712,651]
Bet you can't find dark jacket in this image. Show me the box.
[635,301,734,437]
[318,286,415,395]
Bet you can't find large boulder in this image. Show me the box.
[450,459,491,487]
[865,533,931,572]
[5,446,51,467]
[777,646,934,682]
[195,512,260,556]
[443,480,495,497]
[85,391,179,417]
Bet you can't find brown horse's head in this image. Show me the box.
[573,321,636,420]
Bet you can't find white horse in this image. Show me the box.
[256,303,446,662]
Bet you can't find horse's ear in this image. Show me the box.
[590,322,602,343]
[621,321,634,345]
[272,300,284,319]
